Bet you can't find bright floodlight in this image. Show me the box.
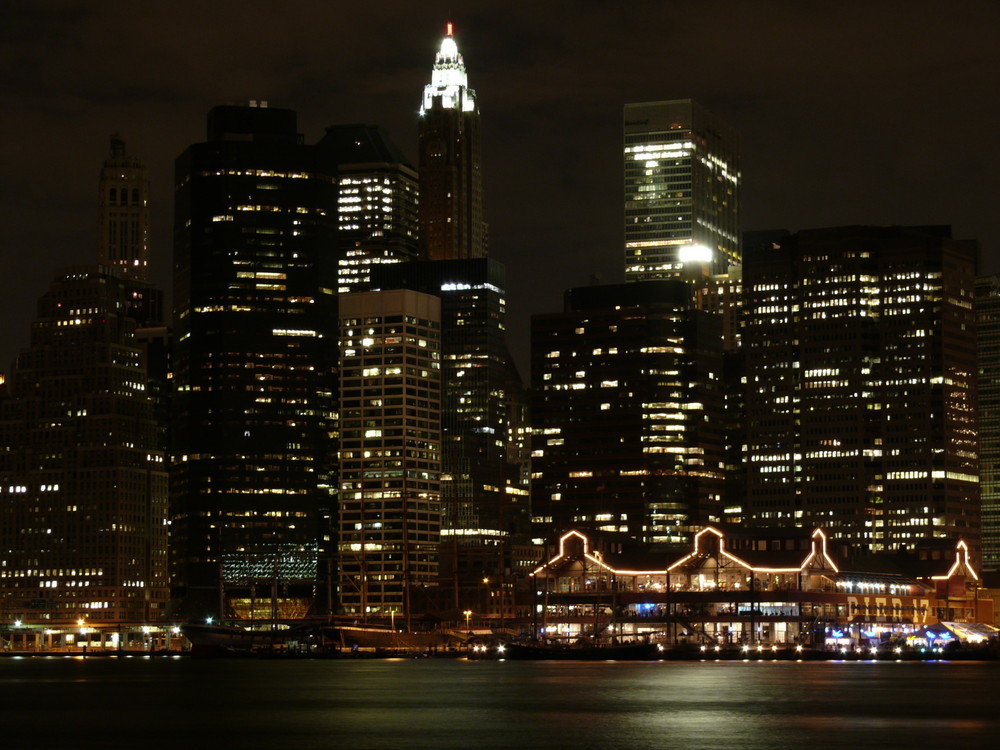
[679,244,713,264]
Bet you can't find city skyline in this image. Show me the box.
[2,2,998,375]
[4,3,1000,688]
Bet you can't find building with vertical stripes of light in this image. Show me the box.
[337,289,442,617]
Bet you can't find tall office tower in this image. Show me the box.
[0,267,169,624]
[418,23,486,261]
[95,136,169,459]
[372,259,530,613]
[743,226,979,554]
[338,290,442,617]
[976,275,1000,570]
[531,280,726,544]
[624,99,740,282]
[172,104,340,619]
[696,266,743,350]
[98,135,151,283]
[317,124,419,294]
[696,267,745,524]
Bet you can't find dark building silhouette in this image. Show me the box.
[171,103,340,619]
[531,280,726,545]
[97,134,163,329]
[0,267,169,625]
[975,275,1000,570]
[743,226,979,555]
[695,266,745,526]
[418,24,486,261]
[98,135,151,283]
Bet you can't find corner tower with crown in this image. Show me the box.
[418,23,486,261]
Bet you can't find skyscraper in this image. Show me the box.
[401,25,530,615]
[531,280,726,545]
[98,135,151,283]
[171,103,340,619]
[337,289,442,617]
[0,267,169,625]
[624,99,740,281]
[743,226,979,554]
[318,124,419,294]
[975,275,1000,570]
[418,23,486,261]
[372,259,531,612]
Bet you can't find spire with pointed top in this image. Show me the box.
[421,22,477,114]
[97,136,150,282]
[417,23,486,261]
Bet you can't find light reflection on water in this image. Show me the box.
[1,658,998,749]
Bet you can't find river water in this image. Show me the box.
[2,656,997,749]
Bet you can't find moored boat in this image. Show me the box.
[501,640,663,661]
[334,625,463,651]
[180,622,329,656]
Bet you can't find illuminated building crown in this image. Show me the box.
[421,23,477,114]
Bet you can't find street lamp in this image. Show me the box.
[463,610,472,634]
[77,618,88,652]
[10,619,21,652]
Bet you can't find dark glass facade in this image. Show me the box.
[171,104,340,619]
[975,275,1000,570]
[318,124,419,294]
[743,226,979,554]
[531,280,726,545]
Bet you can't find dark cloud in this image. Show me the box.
[1,0,998,376]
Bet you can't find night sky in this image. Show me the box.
[2,0,998,376]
